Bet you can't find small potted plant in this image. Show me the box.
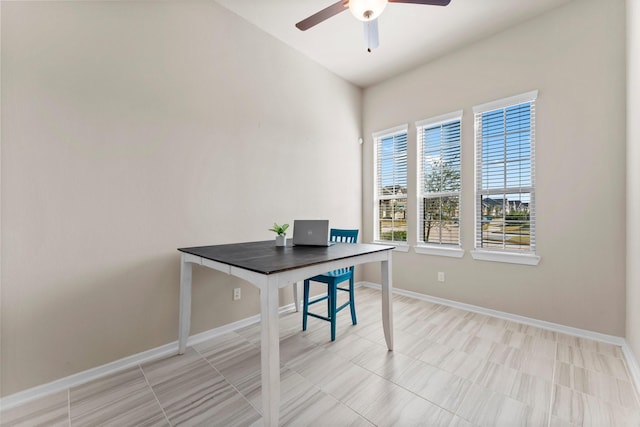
[269,222,289,247]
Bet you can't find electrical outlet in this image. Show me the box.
[233,288,241,300]
[437,272,445,282]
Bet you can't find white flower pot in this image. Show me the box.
[275,235,286,247]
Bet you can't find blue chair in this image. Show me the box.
[302,228,359,341]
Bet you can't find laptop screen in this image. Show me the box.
[292,220,331,246]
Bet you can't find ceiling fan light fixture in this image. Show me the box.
[349,0,388,21]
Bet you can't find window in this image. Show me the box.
[373,125,408,244]
[472,91,540,265]
[416,111,463,257]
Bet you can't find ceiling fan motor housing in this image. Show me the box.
[349,0,388,21]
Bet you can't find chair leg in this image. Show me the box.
[330,281,337,341]
[302,280,310,331]
[349,276,357,325]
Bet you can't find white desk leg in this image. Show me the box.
[381,253,394,351]
[178,256,192,355]
[260,276,280,426]
[292,281,301,312]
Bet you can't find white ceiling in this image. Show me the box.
[214,0,573,88]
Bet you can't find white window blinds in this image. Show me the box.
[473,91,537,253]
[373,125,408,242]
[416,111,462,246]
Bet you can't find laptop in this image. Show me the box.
[292,220,334,247]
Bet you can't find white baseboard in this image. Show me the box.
[361,281,624,344]
[4,283,640,412]
[361,281,640,395]
[0,303,298,412]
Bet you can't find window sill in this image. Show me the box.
[414,245,464,258]
[372,241,410,252]
[470,250,540,266]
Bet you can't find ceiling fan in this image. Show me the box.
[295,0,451,52]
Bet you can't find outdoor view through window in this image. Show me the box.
[476,99,535,252]
[375,129,407,242]
[373,93,535,252]
[418,115,462,246]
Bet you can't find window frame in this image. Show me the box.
[471,91,540,266]
[372,124,409,249]
[415,110,464,258]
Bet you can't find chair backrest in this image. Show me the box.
[329,228,358,244]
[329,229,359,274]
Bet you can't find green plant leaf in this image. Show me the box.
[269,222,289,236]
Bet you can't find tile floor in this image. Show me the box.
[2,287,640,426]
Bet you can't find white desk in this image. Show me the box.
[177,240,394,426]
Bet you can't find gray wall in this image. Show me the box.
[362,0,627,336]
[627,0,640,367]
[0,1,362,396]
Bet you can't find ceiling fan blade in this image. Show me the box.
[295,0,349,31]
[363,19,379,53]
[388,0,451,5]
